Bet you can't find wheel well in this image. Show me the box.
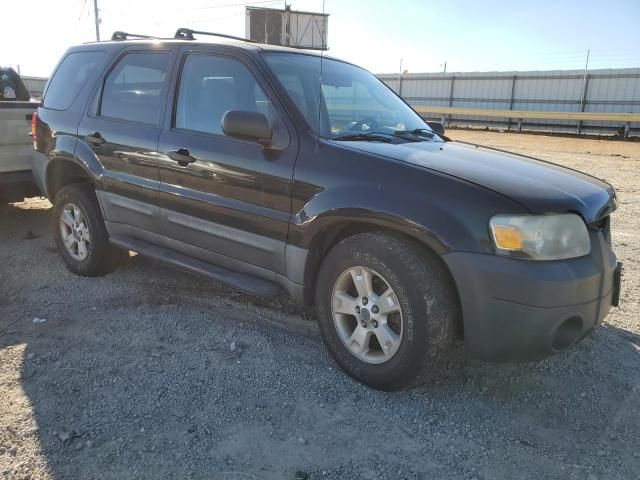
[303,222,464,338]
[46,160,93,200]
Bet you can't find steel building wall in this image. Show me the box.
[21,76,48,100]
[378,68,640,136]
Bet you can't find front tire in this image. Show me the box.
[316,232,458,391]
[52,183,125,277]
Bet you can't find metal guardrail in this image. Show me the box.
[411,106,640,122]
[412,106,639,137]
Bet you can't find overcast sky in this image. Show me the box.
[3,0,640,77]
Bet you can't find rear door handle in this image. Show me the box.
[87,132,105,145]
[167,148,196,166]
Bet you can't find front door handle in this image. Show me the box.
[167,148,196,166]
[87,131,105,146]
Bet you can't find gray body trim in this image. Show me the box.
[164,208,282,254]
[107,222,304,302]
[158,205,286,273]
[96,190,288,276]
[285,243,308,285]
[97,190,160,233]
[108,194,156,217]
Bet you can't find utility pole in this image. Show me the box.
[284,2,291,47]
[577,49,590,134]
[93,0,100,42]
[579,49,590,111]
[398,58,403,96]
[442,61,447,73]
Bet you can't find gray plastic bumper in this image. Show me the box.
[442,230,618,361]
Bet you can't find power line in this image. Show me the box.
[101,0,280,12]
[176,0,281,10]
[78,0,88,20]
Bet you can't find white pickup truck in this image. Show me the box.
[0,67,40,200]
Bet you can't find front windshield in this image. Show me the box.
[263,53,432,139]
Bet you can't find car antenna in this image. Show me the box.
[316,0,326,154]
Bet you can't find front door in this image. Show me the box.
[78,48,176,235]
[156,48,297,274]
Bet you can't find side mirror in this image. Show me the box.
[222,110,273,146]
[426,121,445,136]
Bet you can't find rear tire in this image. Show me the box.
[316,232,457,391]
[52,183,125,277]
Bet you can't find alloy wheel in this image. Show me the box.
[331,266,404,364]
[59,202,91,261]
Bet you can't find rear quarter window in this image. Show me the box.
[43,51,107,111]
[99,52,171,125]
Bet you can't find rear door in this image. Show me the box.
[77,47,177,236]
[156,46,298,274]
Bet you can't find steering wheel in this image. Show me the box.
[349,116,379,132]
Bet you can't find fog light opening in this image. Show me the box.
[552,316,583,352]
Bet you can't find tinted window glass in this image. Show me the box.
[176,54,270,135]
[0,69,30,101]
[264,53,432,138]
[43,51,106,110]
[100,53,170,124]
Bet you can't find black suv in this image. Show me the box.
[32,30,621,390]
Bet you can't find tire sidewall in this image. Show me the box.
[316,237,435,390]
[53,186,100,275]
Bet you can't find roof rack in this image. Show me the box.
[111,31,156,41]
[174,28,259,44]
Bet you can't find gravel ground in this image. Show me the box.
[1,131,639,480]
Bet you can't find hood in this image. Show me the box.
[338,140,616,223]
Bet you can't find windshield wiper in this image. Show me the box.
[332,132,393,143]
[393,128,438,139]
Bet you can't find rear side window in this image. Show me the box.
[43,51,106,110]
[100,52,171,125]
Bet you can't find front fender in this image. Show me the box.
[289,176,513,255]
[290,184,459,254]
[289,136,530,257]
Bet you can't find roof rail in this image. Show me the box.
[111,31,156,41]
[174,28,259,44]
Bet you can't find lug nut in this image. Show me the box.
[371,305,379,314]
[362,297,368,305]
[355,306,361,314]
[361,321,367,328]
[372,320,379,328]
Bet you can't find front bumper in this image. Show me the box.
[442,229,619,362]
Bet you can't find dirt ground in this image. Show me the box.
[1,131,639,480]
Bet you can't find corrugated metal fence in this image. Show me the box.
[378,68,640,137]
[21,76,48,100]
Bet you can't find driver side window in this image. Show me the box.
[321,81,381,134]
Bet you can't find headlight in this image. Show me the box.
[489,213,590,260]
